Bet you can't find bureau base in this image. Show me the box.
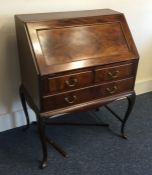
[19,84,135,169]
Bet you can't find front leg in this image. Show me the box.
[121,92,136,139]
[37,115,48,169]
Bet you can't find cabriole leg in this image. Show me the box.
[121,92,136,139]
[37,115,48,169]
[19,85,30,129]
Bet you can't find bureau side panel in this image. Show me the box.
[15,17,40,110]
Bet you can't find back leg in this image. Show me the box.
[19,85,30,129]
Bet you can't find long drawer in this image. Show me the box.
[42,78,134,111]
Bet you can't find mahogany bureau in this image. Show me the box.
[15,9,139,168]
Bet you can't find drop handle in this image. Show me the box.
[106,85,118,94]
[107,70,119,79]
[65,78,78,87]
[64,95,77,104]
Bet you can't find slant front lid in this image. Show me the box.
[26,10,139,75]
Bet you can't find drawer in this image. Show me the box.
[42,77,134,111]
[95,62,136,83]
[95,78,134,98]
[42,86,95,111]
[46,71,93,94]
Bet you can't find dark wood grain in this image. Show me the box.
[15,10,139,75]
[47,70,93,94]
[15,8,139,114]
[15,9,139,168]
[15,9,121,22]
[37,23,129,66]
[15,17,40,109]
[95,62,137,83]
[42,77,134,111]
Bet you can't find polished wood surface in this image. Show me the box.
[15,9,139,114]
[15,9,139,168]
[47,70,93,94]
[16,9,138,76]
[37,23,129,65]
[95,62,137,83]
[15,9,121,22]
[42,77,134,111]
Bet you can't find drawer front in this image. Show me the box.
[42,78,134,111]
[47,71,93,94]
[95,63,136,83]
[42,86,95,111]
[95,78,134,98]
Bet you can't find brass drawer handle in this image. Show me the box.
[107,70,119,79]
[106,85,118,94]
[65,78,78,87]
[64,95,77,104]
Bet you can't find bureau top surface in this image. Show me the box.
[15,9,139,75]
[15,9,121,22]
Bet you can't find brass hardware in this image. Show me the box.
[64,95,77,104]
[107,70,119,79]
[106,85,118,94]
[65,78,78,87]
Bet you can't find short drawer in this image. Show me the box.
[95,62,136,83]
[95,77,134,98]
[46,71,93,94]
[42,86,95,111]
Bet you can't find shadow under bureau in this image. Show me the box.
[15,9,139,168]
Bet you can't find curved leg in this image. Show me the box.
[19,85,30,129]
[37,115,48,169]
[121,92,136,139]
